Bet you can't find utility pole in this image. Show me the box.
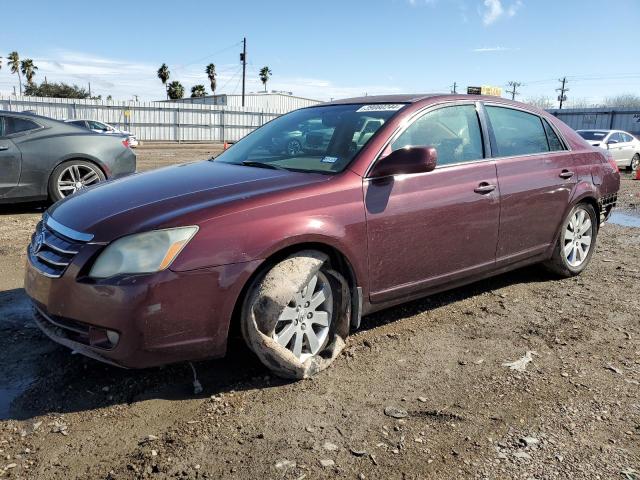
[506,81,521,100]
[240,37,247,107]
[88,82,91,97]
[556,77,568,109]
[450,82,458,94]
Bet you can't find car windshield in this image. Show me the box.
[213,103,405,174]
[578,131,608,141]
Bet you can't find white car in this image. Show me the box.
[65,119,139,148]
[577,129,639,172]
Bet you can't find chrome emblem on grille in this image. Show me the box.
[32,231,45,255]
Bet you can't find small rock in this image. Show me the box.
[417,397,427,403]
[323,441,339,452]
[513,451,532,460]
[151,450,158,457]
[319,459,335,468]
[102,386,110,392]
[275,460,295,469]
[5,463,17,469]
[519,436,540,447]
[139,435,159,445]
[384,406,408,419]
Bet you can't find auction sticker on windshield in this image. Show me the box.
[356,104,404,112]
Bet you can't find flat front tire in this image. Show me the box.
[544,203,598,277]
[240,251,351,379]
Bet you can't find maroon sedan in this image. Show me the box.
[24,94,620,379]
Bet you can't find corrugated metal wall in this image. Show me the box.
[171,93,321,111]
[549,108,640,135]
[0,96,282,142]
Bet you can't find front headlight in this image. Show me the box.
[89,226,198,279]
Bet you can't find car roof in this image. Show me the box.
[319,94,446,105]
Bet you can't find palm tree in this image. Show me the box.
[20,59,38,85]
[7,51,22,95]
[191,84,206,98]
[157,63,170,99]
[167,81,184,100]
[259,66,272,93]
[205,63,216,95]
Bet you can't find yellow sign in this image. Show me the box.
[480,86,502,97]
[124,110,131,118]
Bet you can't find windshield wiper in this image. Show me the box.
[241,160,287,171]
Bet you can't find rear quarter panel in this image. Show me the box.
[14,128,133,197]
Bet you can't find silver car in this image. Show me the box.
[65,119,139,147]
[0,111,136,203]
[577,129,640,172]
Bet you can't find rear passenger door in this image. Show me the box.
[484,104,575,264]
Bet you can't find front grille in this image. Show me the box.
[28,217,87,278]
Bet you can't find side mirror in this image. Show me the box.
[369,146,438,178]
[607,139,618,145]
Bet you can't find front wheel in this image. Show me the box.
[48,160,105,203]
[630,154,639,173]
[240,251,351,379]
[544,203,598,277]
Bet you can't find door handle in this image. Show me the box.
[0,145,9,151]
[474,182,496,194]
[559,170,574,179]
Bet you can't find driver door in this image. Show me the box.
[364,103,500,303]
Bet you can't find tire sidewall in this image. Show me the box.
[558,203,598,274]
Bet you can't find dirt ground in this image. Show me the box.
[0,144,638,480]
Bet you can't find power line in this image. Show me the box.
[181,41,243,68]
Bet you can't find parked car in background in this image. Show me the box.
[65,119,139,147]
[577,129,639,171]
[0,110,136,203]
[24,95,619,380]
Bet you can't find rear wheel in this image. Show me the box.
[48,160,105,203]
[544,203,597,277]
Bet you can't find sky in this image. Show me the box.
[0,0,639,106]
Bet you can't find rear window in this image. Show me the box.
[486,106,549,157]
[3,116,40,135]
[577,131,608,141]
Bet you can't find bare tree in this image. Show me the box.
[603,93,640,108]
[525,95,554,109]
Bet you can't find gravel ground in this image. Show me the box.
[0,145,638,479]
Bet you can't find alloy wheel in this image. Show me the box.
[631,154,639,172]
[272,271,333,361]
[57,164,101,198]
[563,207,593,268]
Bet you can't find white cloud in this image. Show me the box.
[0,50,403,102]
[481,0,522,25]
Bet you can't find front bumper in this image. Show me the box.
[24,249,260,368]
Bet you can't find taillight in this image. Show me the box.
[122,138,130,149]
[605,152,618,172]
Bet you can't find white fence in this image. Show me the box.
[0,96,285,142]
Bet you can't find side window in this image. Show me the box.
[542,119,565,151]
[608,132,622,144]
[4,117,40,135]
[391,105,484,166]
[88,121,106,130]
[621,133,634,143]
[486,106,549,157]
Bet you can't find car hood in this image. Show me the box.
[48,160,329,242]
